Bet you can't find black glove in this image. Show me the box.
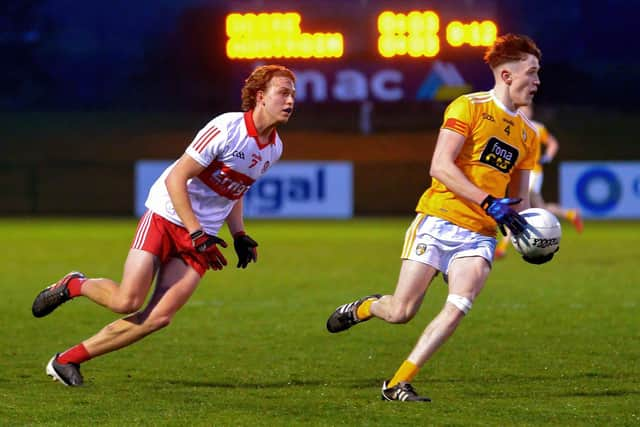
[190,230,228,270]
[233,232,258,269]
[523,247,559,265]
[481,195,527,236]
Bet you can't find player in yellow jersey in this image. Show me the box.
[494,104,583,258]
[326,34,545,402]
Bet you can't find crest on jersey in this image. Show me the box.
[416,243,427,256]
[261,161,271,174]
[522,129,527,142]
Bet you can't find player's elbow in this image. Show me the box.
[429,162,439,178]
[164,170,188,198]
[429,162,448,182]
[164,170,179,190]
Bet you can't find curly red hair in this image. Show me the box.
[241,65,296,111]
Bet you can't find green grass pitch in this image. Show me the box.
[1,218,638,426]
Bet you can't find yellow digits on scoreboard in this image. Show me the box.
[446,20,497,47]
[226,12,344,59]
[224,11,497,60]
[378,11,440,58]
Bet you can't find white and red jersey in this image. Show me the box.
[145,110,283,235]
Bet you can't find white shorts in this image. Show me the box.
[529,170,543,194]
[401,214,496,275]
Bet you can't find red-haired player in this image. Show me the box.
[32,65,296,386]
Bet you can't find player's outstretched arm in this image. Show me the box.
[540,132,559,165]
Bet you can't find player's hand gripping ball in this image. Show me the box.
[510,208,562,264]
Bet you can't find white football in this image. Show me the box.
[510,208,561,258]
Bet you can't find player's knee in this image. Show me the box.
[446,294,473,315]
[110,295,145,314]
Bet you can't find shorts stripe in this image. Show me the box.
[401,213,425,258]
[133,210,153,249]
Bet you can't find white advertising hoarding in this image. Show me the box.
[135,160,353,219]
[242,161,352,218]
[559,161,640,219]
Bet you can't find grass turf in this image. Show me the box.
[1,218,639,426]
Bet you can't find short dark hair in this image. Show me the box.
[483,34,541,69]
[241,65,296,111]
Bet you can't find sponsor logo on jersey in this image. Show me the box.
[480,137,519,173]
[232,150,245,159]
[197,160,255,200]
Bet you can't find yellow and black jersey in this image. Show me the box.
[416,90,539,236]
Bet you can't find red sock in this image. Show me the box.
[67,277,87,298]
[57,343,92,365]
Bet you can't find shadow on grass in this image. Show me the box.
[166,378,327,389]
[555,389,640,398]
[166,376,391,389]
[426,371,623,384]
[165,371,639,398]
[423,372,640,399]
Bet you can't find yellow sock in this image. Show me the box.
[388,360,420,388]
[356,298,376,320]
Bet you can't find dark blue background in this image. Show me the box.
[2,0,636,111]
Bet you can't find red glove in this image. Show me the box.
[190,230,228,270]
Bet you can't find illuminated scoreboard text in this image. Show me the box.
[226,10,498,60]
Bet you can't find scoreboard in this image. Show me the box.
[226,10,497,60]
[224,5,500,104]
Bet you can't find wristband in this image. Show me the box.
[480,195,495,211]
